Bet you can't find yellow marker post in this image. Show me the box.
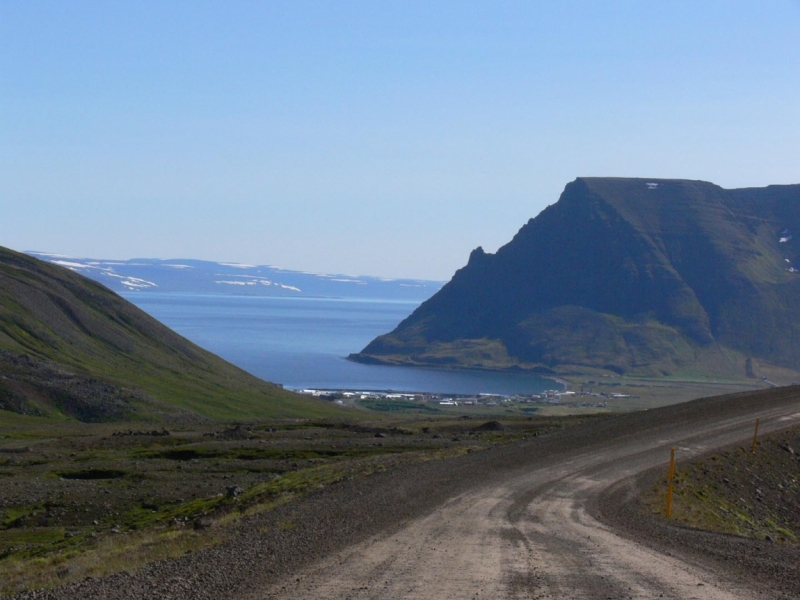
[666,447,676,518]
[751,418,760,453]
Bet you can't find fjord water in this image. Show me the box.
[122,293,553,395]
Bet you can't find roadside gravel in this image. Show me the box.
[596,442,800,598]
[14,386,800,600]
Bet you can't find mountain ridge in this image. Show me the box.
[351,177,800,378]
[25,252,443,302]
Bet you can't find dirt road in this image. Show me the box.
[255,397,800,600]
[19,388,800,600]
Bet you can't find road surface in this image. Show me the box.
[21,387,800,600]
[255,394,800,600]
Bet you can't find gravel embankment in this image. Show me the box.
[595,436,800,598]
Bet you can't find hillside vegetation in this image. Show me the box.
[353,178,800,379]
[647,425,800,544]
[0,246,338,421]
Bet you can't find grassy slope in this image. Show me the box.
[645,426,800,544]
[0,246,340,421]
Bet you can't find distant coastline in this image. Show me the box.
[26,252,444,303]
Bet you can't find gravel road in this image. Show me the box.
[18,387,800,600]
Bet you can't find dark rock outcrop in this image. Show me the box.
[352,177,800,376]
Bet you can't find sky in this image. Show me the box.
[2,1,799,280]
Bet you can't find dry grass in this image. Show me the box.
[1,528,221,596]
[0,413,600,597]
[644,426,800,544]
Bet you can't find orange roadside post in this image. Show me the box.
[665,447,676,518]
[751,418,760,453]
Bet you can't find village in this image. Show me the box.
[295,386,631,409]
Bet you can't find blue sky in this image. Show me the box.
[2,1,799,280]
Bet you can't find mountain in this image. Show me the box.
[25,253,443,302]
[351,178,800,378]
[0,246,340,421]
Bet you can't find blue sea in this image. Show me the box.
[122,293,554,395]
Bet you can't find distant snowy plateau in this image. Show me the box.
[27,252,443,302]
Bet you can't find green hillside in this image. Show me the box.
[352,178,800,379]
[0,246,340,421]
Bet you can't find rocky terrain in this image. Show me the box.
[5,385,799,599]
[0,413,590,596]
[353,177,800,380]
[644,424,800,543]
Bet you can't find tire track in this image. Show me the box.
[254,401,800,599]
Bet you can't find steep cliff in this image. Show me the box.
[352,178,800,377]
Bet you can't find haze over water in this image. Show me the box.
[123,293,553,395]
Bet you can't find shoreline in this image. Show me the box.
[344,353,568,392]
[288,386,565,397]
